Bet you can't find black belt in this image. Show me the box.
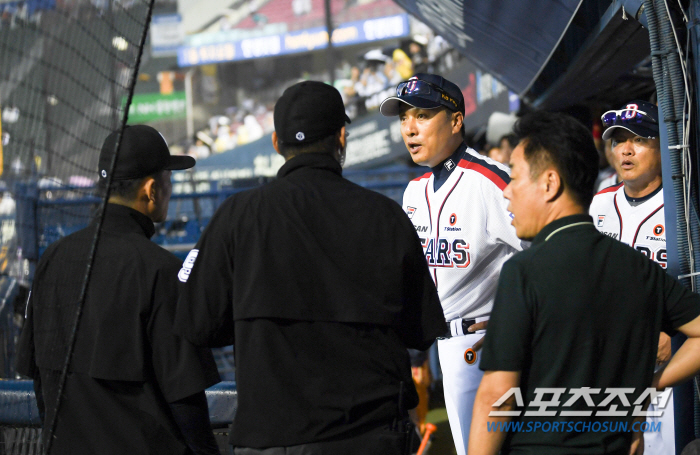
[439,319,477,339]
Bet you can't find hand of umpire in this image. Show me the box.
[469,321,489,352]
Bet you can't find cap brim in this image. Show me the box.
[379,96,442,116]
[164,155,196,171]
[602,124,658,141]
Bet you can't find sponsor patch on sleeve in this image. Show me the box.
[178,249,199,283]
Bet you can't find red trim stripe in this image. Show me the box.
[432,173,463,287]
[614,194,623,238]
[424,181,432,234]
[457,159,507,190]
[412,171,432,182]
[436,173,464,235]
[632,204,664,247]
[596,182,624,195]
[426,181,435,287]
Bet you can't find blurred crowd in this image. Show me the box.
[476,109,621,196]
[187,99,275,160]
[185,30,456,161]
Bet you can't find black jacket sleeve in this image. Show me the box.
[168,391,219,455]
[174,201,235,348]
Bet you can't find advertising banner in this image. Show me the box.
[124,92,187,123]
[177,14,410,67]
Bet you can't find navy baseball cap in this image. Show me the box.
[274,80,351,144]
[380,73,465,116]
[601,100,659,140]
[99,125,195,181]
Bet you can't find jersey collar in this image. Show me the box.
[431,142,467,192]
[623,183,662,205]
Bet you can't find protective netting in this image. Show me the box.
[0,0,154,452]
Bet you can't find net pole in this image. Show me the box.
[43,1,156,452]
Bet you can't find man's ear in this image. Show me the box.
[452,111,464,135]
[542,169,564,202]
[272,131,282,156]
[338,126,347,149]
[141,176,157,203]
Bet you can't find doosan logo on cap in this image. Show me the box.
[296,132,305,141]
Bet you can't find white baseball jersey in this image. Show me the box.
[589,182,674,455]
[589,183,666,269]
[402,145,523,321]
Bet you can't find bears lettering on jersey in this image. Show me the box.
[403,146,521,321]
[421,237,470,268]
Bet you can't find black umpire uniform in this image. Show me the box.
[174,81,445,454]
[481,215,700,453]
[17,126,220,454]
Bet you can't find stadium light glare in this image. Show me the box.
[112,36,129,51]
[2,106,19,123]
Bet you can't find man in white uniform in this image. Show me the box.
[589,100,674,455]
[380,74,524,455]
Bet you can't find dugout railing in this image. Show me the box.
[0,380,237,454]
[29,166,425,259]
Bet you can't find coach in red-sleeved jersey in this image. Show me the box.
[589,100,673,455]
[380,74,525,455]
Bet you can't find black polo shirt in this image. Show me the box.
[174,152,445,449]
[480,214,700,454]
[17,204,220,455]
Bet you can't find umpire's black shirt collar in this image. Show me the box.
[100,203,156,239]
[277,152,342,179]
[532,213,595,245]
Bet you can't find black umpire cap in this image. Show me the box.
[380,73,465,116]
[274,80,351,145]
[99,125,195,181]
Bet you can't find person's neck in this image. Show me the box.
[427,136,463,168]
[538,200,587,234]
[108,197,151,220]
[624,176,662,198]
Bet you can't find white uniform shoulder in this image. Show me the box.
[589,182,624,213]
[463,148,511,174]
[455,148,511,191]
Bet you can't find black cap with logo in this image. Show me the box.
[274,80,351,145]
[601,100,659,141]
[380,73,465,117]
[98,125,195,181]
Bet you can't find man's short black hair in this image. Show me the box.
[98,171,167,201]
[514,111,599,209]
[98,176,144,200]
[277,131,340,160]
